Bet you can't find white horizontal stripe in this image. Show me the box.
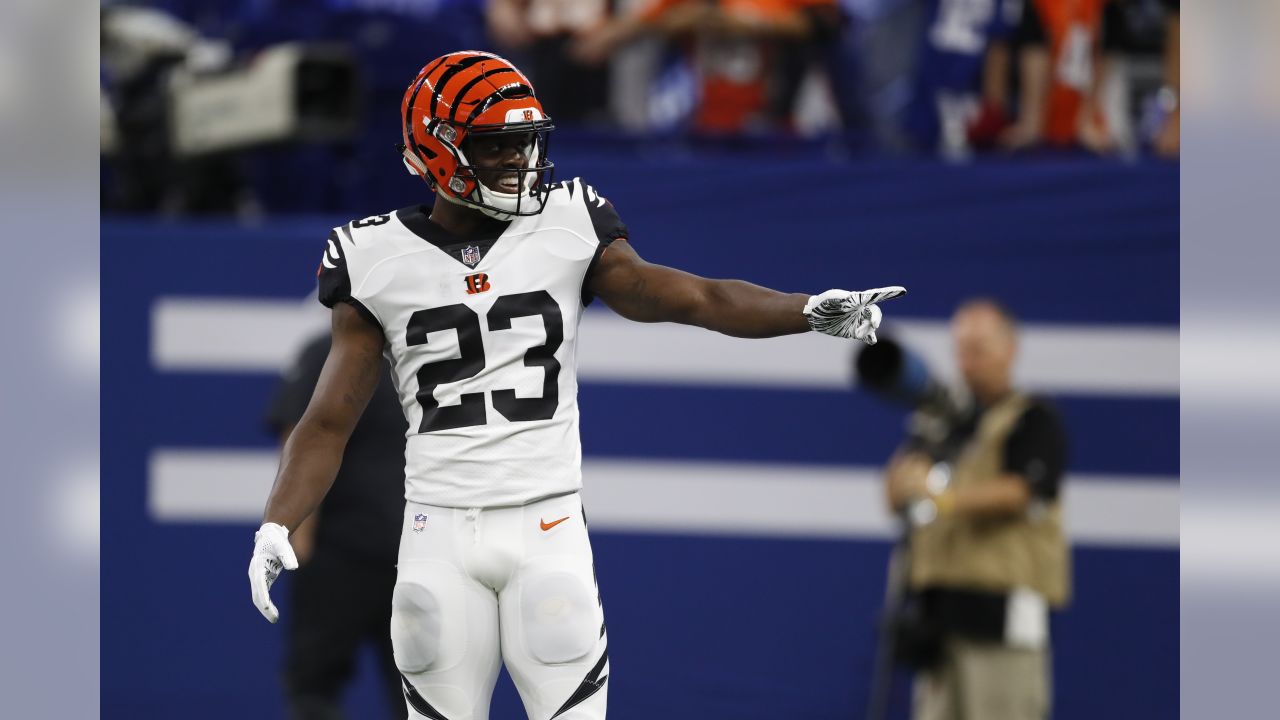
[150,297,1177,395]
[577,314,1179,396]
[580,460,1180,547]
[148,451,279,522]
[147,450,1178,547]
[151,297,328,372]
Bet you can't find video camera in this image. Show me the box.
[855,337,975,463]
[169,43,358,157]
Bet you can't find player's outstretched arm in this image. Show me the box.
[248,302,383,622]
[589,239,811,338]
[589,239,905,342]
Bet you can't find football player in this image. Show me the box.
[248,50,905,720]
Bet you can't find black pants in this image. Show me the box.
[283,547,405,720]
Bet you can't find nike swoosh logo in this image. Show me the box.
[540,516,570,532]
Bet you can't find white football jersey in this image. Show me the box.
[317,177,628,508]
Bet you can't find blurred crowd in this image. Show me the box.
[101,0,1180,215]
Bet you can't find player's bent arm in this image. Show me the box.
[589,239,810,338]
[261,302,385,532]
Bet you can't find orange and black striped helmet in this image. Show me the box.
[400,51,555,219]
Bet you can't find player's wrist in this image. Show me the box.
[256,521,291,541]
[802,288,847,316]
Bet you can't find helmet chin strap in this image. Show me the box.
[469,186,520,221]
[434,180,520,221]
[475,174,545,220]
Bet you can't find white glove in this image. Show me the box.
[247,522,298,623]
[802,286,907,345]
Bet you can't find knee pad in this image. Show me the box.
[390,581,442,673]
[520,570,600,665]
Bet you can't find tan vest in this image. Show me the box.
[908,393,1071,607]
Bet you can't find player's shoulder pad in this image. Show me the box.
[316,211,396,308]
[547,177,629,246]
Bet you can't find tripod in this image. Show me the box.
[865,524,913,720]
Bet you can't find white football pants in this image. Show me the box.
[391,492,608,720]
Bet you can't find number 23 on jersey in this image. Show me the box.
[408,290,562,433]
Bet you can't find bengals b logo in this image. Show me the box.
[465,273,491,295]
[522,109,534,122]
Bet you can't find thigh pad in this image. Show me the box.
[390,580,442,674]
[519,568,601,665]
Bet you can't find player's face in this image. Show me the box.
[465,131,536,195]
[952,306,1016,401]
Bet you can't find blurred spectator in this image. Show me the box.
[1152,0,1178,157]
[901,0,1024,156]
[99,0,1181,218]
[573,0,843,135]
[487,0,614,123]
[266,333,408,720]
[1068,0,1159,156]
[964,6,1031,152]
[905,0,1106,155]
[883,299,1069,720]
[947,0,1172,156]
[997,0,1112,153]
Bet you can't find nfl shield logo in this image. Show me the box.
[412,513,428,533]
[461,245,482,267]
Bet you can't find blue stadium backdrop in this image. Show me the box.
[102,151,1178,720]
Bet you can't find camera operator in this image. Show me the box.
[882,299,1069,720]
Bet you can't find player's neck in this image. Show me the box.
[429,195,508,238]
